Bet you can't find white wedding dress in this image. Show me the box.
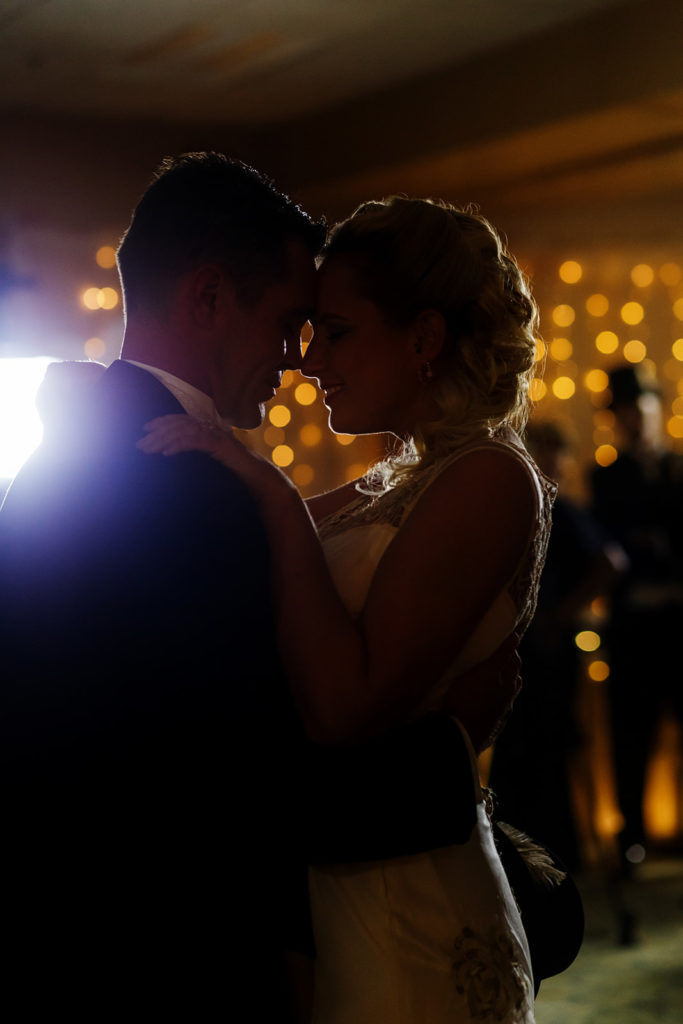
[308,428,556,1023]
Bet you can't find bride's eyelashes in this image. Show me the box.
[324,325,352,343]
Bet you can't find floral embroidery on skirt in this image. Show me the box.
[452,926,529,1021]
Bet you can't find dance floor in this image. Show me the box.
[535,853,683,1023]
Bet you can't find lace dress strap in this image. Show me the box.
[318,427,557,638]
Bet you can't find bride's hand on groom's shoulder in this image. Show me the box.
[136,413,297,499]
[137,414,235,458]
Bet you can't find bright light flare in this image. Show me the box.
[0,357,56,479]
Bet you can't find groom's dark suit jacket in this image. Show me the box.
[0,360,476,1015]
[0,360,304,1015]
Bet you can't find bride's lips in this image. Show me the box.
[322,383,344,404]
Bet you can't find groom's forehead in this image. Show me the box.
[274,244,318,310]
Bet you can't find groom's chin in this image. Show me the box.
[234,403,266,431]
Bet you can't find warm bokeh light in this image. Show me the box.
[345,462,369,482]
[559,260,582,284]
[529,378,547,401]
[299,423,322,446]
[301,321,313,347]
[588,660,610,682]
[0,357,56,478]
[630,263,654,287]
[335,433,356,446]
[575,629,601,652]
[595,443,618,467]
[534,338,546,363]
[272,444,294,467]
[552,376,575,399]
[552,304,575,327]
[644,717,682,838]
[82,287,101,310]
[84,337,106,360]
[593,409,615,430]
[294,382,318,406]
[82,286,118,310]
[593,426,614,446]
[664,358,683,382]
[292,464,315,487]
[280,370,295,388]
[95,245,117,269]
[620,301,644,325]
[595,330,619,354]
[263,426,285,447]
[100,287,118,310]
[549,337,572,361]
[586,293,609,316]
[673,396,683,416]
[666,416,683,439]
[268,404,291,428]
[623,339,647,362]
[673,298,683,321]
[595,805,625,840]
[660,263,682,286]
[672,339,683,361]
[584,368,609,394]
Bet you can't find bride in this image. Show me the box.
[139,196,555,1023]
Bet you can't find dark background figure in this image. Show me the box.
[489,419,625,873]
[589,364,683,877]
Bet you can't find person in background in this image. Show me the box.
[589,364,683,878]
[489,418,626,873]
[139,195,559,1022]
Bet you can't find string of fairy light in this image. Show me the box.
[519,254,683,721]
[529,256,683,469]
[79,245,683,488]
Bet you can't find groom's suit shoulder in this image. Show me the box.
[0,358,274,639]
[0,357,287,733]
[3,359,263,542]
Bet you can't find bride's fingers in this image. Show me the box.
[142,414,192,432]
[136,426,196,452]
[137,421,237,457]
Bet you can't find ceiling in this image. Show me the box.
[2,0,683,249]
[2,0,683,465]
[0,0,628,124]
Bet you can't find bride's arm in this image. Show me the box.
[138,416,535,746]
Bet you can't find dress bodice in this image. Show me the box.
[318,427,556,711]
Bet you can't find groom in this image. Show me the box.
[0,152,517,1017]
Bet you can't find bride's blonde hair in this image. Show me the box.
[320,196,540,488]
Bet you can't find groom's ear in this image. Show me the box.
[187,265,224,329]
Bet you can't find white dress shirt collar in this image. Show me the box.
[124,360,227,426]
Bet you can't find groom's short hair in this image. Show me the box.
[116,151,326,317]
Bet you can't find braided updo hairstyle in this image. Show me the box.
[320,196,540,482]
